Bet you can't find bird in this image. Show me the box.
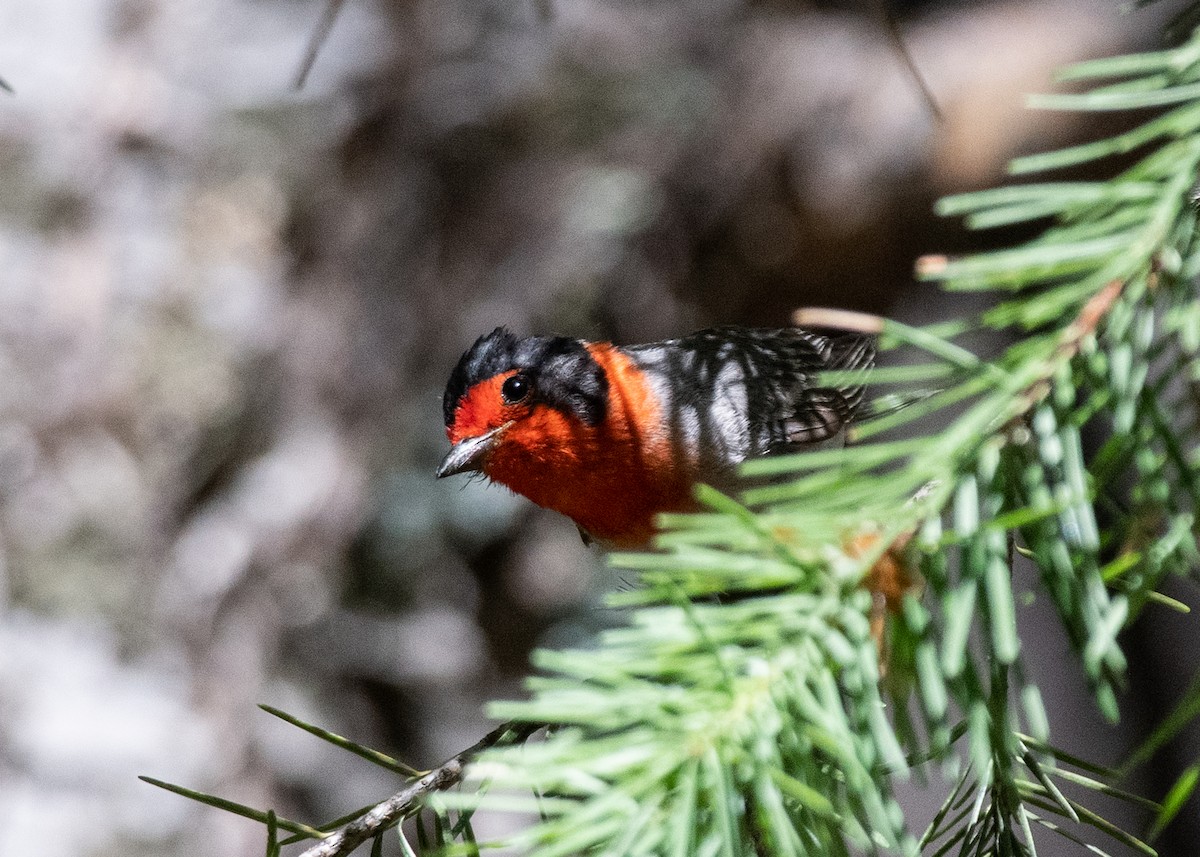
[437,325,876,550]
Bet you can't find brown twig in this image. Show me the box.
[792,307,886,334]
[1013,278,1124,417]
[1062,278,1124,347]
[294,0,349,90]
[297,721,541,857]
[872,0,943,123]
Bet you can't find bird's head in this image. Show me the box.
[437,328,609,480]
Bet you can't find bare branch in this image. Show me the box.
[297,721,541,857]
[792,307,886,334]
[872,0,943,122]
[295,0,349,90]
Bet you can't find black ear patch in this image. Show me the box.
[442,327,609,427]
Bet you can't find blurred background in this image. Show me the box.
[0,0,1197,854]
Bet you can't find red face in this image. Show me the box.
[444,369,523,444]
[438,370,544,480]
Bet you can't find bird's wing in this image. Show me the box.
[623,327,875,476]
[777,330,875,446]
[669,326,875,451]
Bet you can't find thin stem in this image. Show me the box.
[296,722,541,857]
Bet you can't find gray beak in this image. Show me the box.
[436,426,504,478]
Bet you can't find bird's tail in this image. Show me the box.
[853,387,941,424]
[823,332,877,418]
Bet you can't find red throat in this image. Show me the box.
[480,344,696,547]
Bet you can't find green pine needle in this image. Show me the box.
[139,776,326,840]
[258,704,422,777]
[1121,670,1200,774]
[1148,762,1200,841]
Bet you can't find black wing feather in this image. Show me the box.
[671,326,875,451]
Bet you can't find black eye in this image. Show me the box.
[501,373,531,404]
